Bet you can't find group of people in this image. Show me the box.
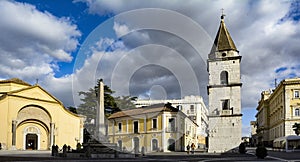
[186,143,196,154]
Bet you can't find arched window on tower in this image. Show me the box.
[220,71,229,85]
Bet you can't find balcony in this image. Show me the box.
[220,110,232,116]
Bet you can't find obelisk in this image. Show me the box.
[95,79,106,142]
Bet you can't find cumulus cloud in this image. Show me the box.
[72,0,300,137]
[2,0,300,137]
[113,22,130,37]
[0,0,81,81]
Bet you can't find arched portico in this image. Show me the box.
[15,105,52,150]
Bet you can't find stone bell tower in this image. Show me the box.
[207,14,242,153]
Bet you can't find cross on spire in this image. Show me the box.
[221,8,226,19]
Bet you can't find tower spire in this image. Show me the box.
[210,12,237,54]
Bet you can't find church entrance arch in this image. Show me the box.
[26,134,38,150]
[23,126,40,150]
[16,105,51,150]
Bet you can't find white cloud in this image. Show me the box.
[113,22,130,37]
[0,0,81,81]
[74,0,300,137]
[2,0,300,137]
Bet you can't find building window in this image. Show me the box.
[190,105,195,114]
[133,121,139,133]
[176,105,182,110]
[118,122,122,132]
[152,139,158,151]
[220,71,229,85]
[168,118,176,132]
[295,90,299,98]
[152,118,157,129]
[295,108,300,116]
[221,100,230,110]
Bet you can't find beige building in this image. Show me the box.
[256,78,300,148]
[207,14,242,153]
[0,78,84,150]
[107,104,198,153]
[135,95,208,148]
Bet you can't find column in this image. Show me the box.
[144,116,147,152]
[50,123,55,147]
[162,114,166,152]
[11,120,17,150]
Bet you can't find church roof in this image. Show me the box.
[0,78,31,86]
[210,15,237,53]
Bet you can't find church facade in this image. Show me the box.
[207,15,242,153]
[0,78,84,150]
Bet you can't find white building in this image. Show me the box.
[207,14,242,153]
[135,95,208,148]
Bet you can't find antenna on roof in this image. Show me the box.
[36,79,39,85]
[275,78,277,87]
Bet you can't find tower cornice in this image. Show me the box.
[207,56,242,62]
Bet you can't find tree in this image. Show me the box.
[77,88,98,123]
[76,79,136,134]
[114,96,137,110]
[293,123,300,136]
[94,79,118,110]
[77,79,119,135]
[67,106,78,114]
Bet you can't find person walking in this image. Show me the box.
[191,143,196,154]
[186,144,190,154]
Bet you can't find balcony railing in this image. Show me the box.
[220,110,232,115]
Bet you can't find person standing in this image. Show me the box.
[191,143,196,154]
[186,144,190,154]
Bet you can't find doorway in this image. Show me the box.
[26,134,38,150]
[168,139,175,151]
[133,137,139,153]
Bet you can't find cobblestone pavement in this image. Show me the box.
[0,149,299,162]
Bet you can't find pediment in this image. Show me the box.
[10,86,59,103]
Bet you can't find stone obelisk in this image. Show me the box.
[95,79,106,142]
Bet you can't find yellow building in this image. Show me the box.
[0,78,84,150]
[256,78,300,147]
[107,104,198,153]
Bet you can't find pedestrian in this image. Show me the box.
[55,145,59,156]
[51,145,55,156]
[141,146,145,156]
[191,143,195,154]
[62,144,67,157]
[186,144,190,154]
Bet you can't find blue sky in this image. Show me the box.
[14,0,112,77]
[1,0,300,137]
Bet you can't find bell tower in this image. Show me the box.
[207,13,242,153]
